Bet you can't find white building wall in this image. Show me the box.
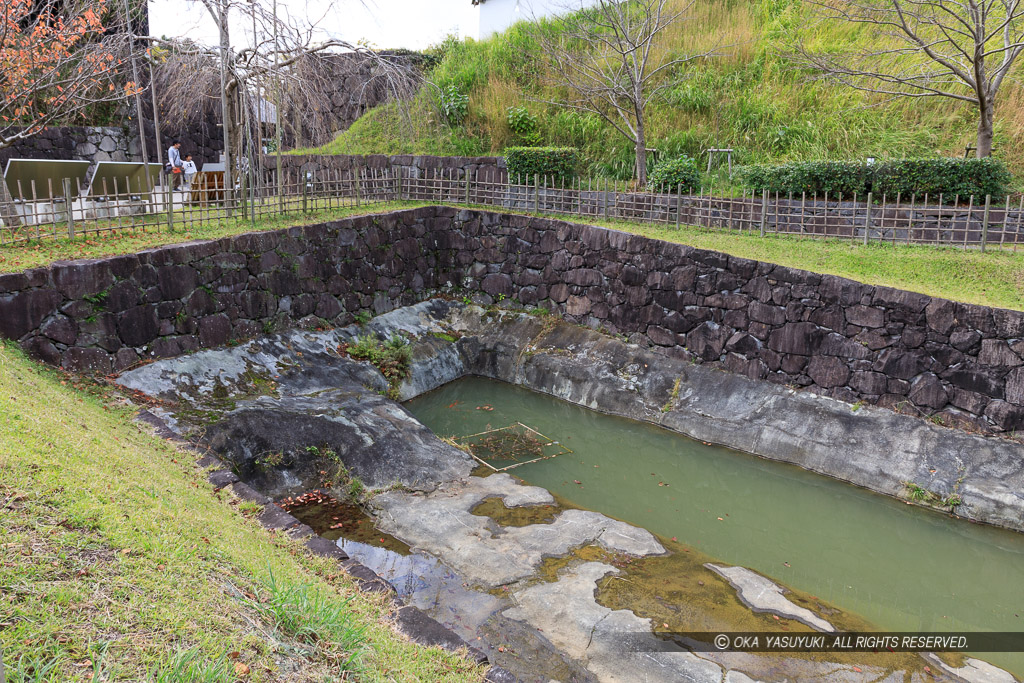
[477,0,599,39]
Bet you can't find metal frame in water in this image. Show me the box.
[456,422,572,472]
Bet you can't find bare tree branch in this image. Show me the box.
[795,0,1024,156]
[137,0,419,191]
[530,0,718,185]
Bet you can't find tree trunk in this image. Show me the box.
[634,120,648,187]
[976,101,994,158]
[218,1,233,196]
[0,176,23,229]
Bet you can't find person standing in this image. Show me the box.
[181,154,198,192]
[166,140,183,189]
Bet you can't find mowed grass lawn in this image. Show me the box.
[0,341,485,682]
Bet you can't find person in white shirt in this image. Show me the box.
[182,155,198,192]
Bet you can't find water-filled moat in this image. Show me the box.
[408,376,1024,677]
[114,300,1024,681]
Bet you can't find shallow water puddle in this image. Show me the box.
[282,491,411,554]
[407,376,1024,677]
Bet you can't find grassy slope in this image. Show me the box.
[0,342,485,682]
[302,0,1024,183]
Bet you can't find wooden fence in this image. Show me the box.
[2,166,1022,251]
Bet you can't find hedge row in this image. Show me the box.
[505,147,581,183]
[738,158,1013,201]
[647,156,701,192]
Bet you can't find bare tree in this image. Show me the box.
[141,0,418,192]
[533,0,714,185]
[796,0,1024,158]
[0,0,135,226]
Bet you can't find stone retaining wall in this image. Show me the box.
[0,126,138,168]
[3,206,1024,432]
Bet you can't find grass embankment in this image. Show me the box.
[0,342,485,682]
[301,0,1024,184]
[2,200,1022,310]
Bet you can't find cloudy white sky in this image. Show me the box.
[148,0,478,51]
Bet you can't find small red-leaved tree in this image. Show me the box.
[0,0,136,225]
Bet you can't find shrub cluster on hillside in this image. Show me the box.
[646,156,702,191]
[505,146,581,183]
[737,158,1013,201]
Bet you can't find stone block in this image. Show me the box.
[977,339,1023,367]
[849,371,888,396]
[767,322,823,356]
[806,355,849,388]
[40,315,77,345]
[875,348,930,380]
[908,372,949,410]
[62,347,111,374]
[686,321,730,361]
[845,305,885,329]
[1005,367,1024,406]
[748,301,786,326]
[198,314,232,348]
[0,290,62,340]
[984,400,1024,431]
[52,261,114,300]
[925,299,956,336]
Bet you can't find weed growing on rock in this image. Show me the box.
[661,378,682,413]
[341,333,413,400]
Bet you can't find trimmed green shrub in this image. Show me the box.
[504,146,581,183]
[738,157,1014,201]
[872,158,1013,200]
[737,160,868,196]
[647,156,701,192]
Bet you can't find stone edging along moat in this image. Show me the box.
[3,206,1024,435]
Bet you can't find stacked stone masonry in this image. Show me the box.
[0,126,137,168]
[3,206,1024,433]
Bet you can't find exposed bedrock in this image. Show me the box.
[118,299,1024,532]
[116,312,474,497]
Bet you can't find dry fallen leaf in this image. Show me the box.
[233,662,250,677]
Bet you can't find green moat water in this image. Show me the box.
[407,376,1024,675]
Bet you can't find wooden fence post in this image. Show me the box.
[63,178,75,239]
[864,192,872,245]
[759,189,768,237]
[676,184,682,230]
[982,194,991,252]
[302,172,310,214]
[166,183,174,232]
